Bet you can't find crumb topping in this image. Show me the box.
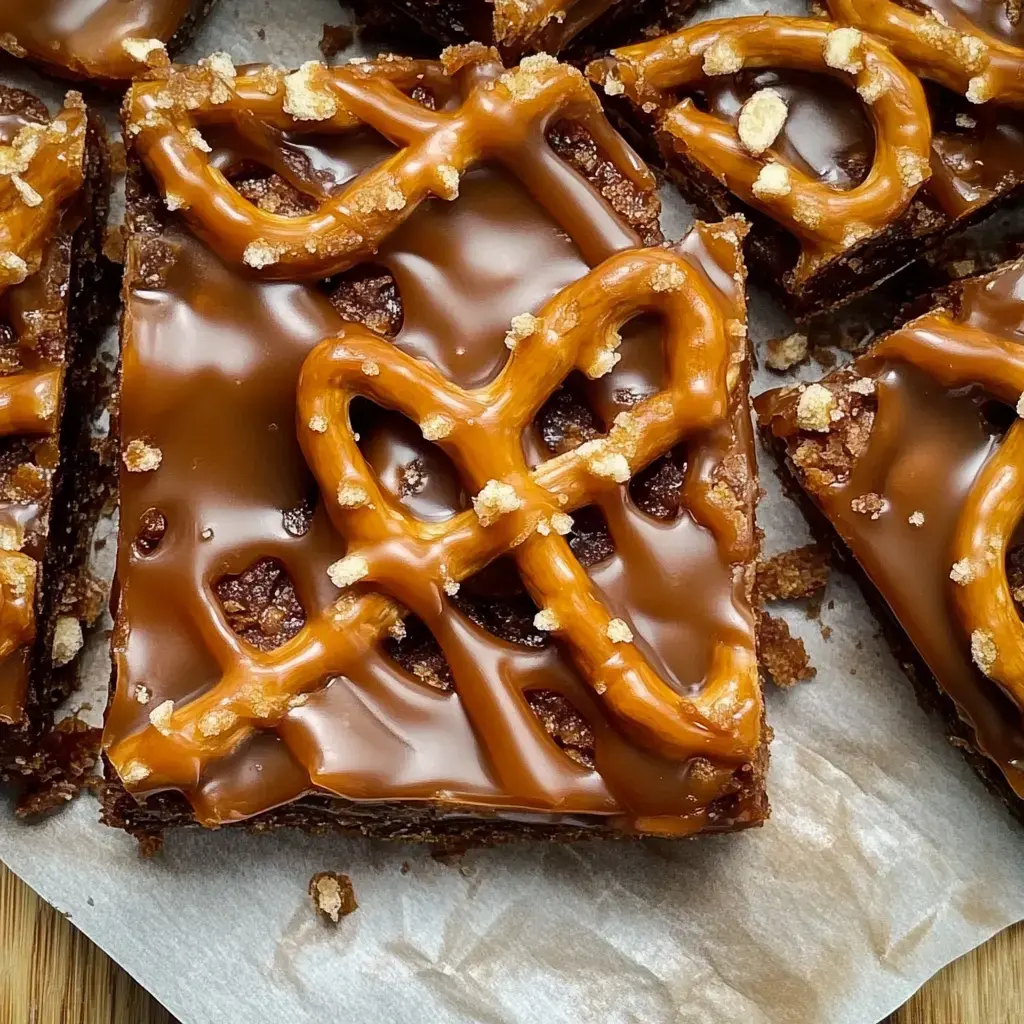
[575,439,631,482]
[534,608,561,631]
[950,557,976,585]
[283,61,338,120]
[970,628,997,674]
[848,377,876,395]
[327,555,369,588]
[121,37,169,67]
[650,264,685,292]
[123,438,163,473]
[198,707,238,737]
[361,359,380,376]
[472,479,522,526]
[149,700,175,736]
[966,74,993,104]
[737,88,788,157]
[908,510,925,526]
[702,39,744,76]
[436,163,460,199]
[504,312,541,350]
[765,332,808,371]
[133,684,152,705]
[823,27,864,74]
[121,761,151,785]
[421,414,455,441]
[336,484,370,508]
[550,511,573,535]
[795,384,835,432]
[752,161,792,200]
[857,62,889,104]
[850,492,886,519]
[51,616,83,668]
[606,618,633,643]
[896,147,930,189]
[243,239,282,269]
[308,414,328,433]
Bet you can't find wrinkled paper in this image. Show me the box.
[0,1,1021,1022]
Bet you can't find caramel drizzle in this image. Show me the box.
[588,17,932,282]
[867,309,1024,715]
[125,52,652,281]
[106,243,762,795]
[826,0,1024,107]
[0,96,87,710]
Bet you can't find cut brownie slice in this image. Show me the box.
[102,49,768,845]
[0,0,216,81]
[589,15,1021,321]
[0,87,112,795]
[349,0,698,61]
[756,260,1024,822]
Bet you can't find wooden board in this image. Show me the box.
[1,861,1020,1023]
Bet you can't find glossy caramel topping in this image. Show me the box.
[0,0,194,81]
[126,51,652,280]
[106,51,763,832]
[757,259,1024,799]
[825,0,1024,106]
[0,96,88,725]
[589,18,932,283]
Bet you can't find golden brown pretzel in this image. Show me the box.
[872,309,1024,713]
[124,51,654,280]
[105,245,763,795]
[589,17,932,282]
[825,0,1024,106]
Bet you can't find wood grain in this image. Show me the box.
[0,860,1021,1023]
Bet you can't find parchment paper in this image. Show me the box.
[1,2,1022,1022]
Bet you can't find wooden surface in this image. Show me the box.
[0,861,1020,1024]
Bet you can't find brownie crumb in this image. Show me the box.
[526,689,596,768]
[319,23,355,60]
[757,612,816,687]
[214,557,305,652]
[309,872,358,924]
[14,717,101,819]
[755,544,830,603]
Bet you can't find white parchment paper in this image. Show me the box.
[0,1,1022,1022]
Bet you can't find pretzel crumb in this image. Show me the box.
[243,239,282,269]
[702,38,743,76]
[436,163,460,199]
[966,74,993,103]
[842,223,872,248]
[308,413,328,433]
[504,312,541,350]
[11,175,41,207]
[0,252,28,285]
[957,34,988,73]
[587,345,622,379]
[0,525,22,552]
[388,619,407,641]
[440,567,460,596]
[361,359,380,376]
[198,707,238,737]
[337,484,370,508]
[123,439,162,473]
[186,127,212,152]
[576,439,630,482]
[850,492,885,519]
[650,263,685,292]
[606,618,633,643]
[950,557,976,585]
[351,173,406,214]
[752,161,791,200]
[163,192,187,212]
[121,761,151,785]
[896,148,930,189]
[148,700,175,736]
[500,53,561,103]
[534,608,561,631]
[970,628,997,674]
[0,33,26,58]
[908,510,925,526]
[737,88,788,156]
[327,555,369,588]
[421,414,455,441]
[848,376,876,395]
[766,332,808,371]
[203,51,237,82]
[857,62,889,103]
[823,27,864,74]
[793,199,822,228]
[133,684,152,705]
[472,479,522,526]
[550,512,573,535]
[955,113,977,128]
[603,68,625,96]
[536,518,551,536]
[795,384,835,432]
[51,616,83,667]
[283,61,338,120]
[121,37,168,67]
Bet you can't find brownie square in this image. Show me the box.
[756,260,1024,822]
[590,14,1024,321]
[0,0,216,81]
[0,86,112,799]
[349,0,699,61]
[102,50,768,845]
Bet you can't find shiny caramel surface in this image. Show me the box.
[106,53,765,833]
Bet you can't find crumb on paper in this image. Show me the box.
[51,616,83,668]
[309,872,358,924]
[755,544,830,603]
[765,332,808,371]
[758,611,815,687]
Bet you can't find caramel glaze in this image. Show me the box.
[0,105,85,725]
[757,261,1024,800]
[0,0,196,81]
[109,90,764,831]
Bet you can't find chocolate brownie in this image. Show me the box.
[0,0,217,81]
[0,86,113,798]
[756,259,1024,822]
[590,12,1024,321]
[101,49,768,845]
[349,0,699,62]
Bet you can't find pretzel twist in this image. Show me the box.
[106,246,762,794]
[872,309,1024,714]
[589,18,932,280]
[125,53,653,280]
[825,0,1024,106]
